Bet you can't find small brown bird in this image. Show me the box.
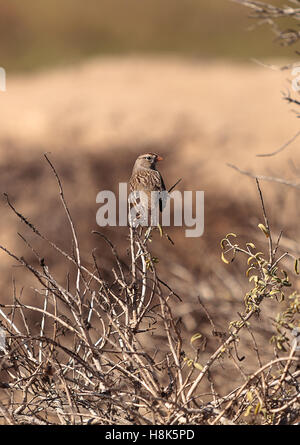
[129,153,166,227]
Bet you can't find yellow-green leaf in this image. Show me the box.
[246,266,256,278]
[194,362,203,371]
[190,333,203,344]
[244,405,252,417]
[254,252,264,259]
[220,238,228,250]
[183,358,194,367]
[249,275,258,283]
[247,256,257,266]
[221,252,230,264]
[258,223,269,238]
[254,402,261,415]
[246,391,253,403]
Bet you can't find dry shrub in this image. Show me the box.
[0,156,299,425]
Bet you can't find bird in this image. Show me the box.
[129,153,166,228]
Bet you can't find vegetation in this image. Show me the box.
[0,0,290,72]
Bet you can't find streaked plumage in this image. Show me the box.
[129,153,166,226]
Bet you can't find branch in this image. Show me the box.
[256,129,300,157]
[227,163,300,189]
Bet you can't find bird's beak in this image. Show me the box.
[156,155,163,161]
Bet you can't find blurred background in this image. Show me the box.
[0,0,300,393]
[0,0,292,72]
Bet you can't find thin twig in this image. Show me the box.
[256,129,300,157]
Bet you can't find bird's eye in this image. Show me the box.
[146,156,152,161]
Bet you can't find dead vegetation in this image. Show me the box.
[0,155,299,425]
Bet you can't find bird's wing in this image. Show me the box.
[129,170,167,212]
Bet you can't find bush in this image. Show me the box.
[0,156,298,425]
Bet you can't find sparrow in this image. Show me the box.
[129,153,166,226]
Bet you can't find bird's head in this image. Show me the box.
[134,153,163,170]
